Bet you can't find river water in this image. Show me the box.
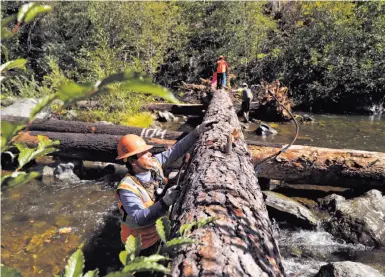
[165,112,385,152]
[243,113,385,152]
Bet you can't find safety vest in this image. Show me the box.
[216,60,228,73]
[116,158,166,249]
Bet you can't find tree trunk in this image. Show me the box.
[3,115,187,140]
[169,90,285,277]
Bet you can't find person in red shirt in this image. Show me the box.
[216,55,229,89]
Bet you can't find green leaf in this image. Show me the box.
[55,82,95,107]
[124,235,142,261]
[155,216,171,243]
[0,27,15,40]
[1,121,25,150]
[1,171,40,191]
[0,59,27,73]
[122,261,170,274]
[24,5,52,23]
[197,217,217,229]
[64,249,84,277]
[127,254,169,265]
[0,265,23,277]
[119,251,128,266]
[15,136,58,170]
[29,94,58,121]
[179,222,196,236]
[83,269,99,277]
[17,3,36,22]
[163,237,196,249]
[1,14,17,27]
[121,72,179,104]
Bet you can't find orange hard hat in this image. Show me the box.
[116,134,153,160]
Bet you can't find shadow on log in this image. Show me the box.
[169,90,285,276]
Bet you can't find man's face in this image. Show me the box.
[135,151,155,170]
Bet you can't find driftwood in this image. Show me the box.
[251,80,294,122]
[169,90,285,276]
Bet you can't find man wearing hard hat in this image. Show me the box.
[115,121,214,250]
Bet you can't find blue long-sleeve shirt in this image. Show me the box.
[119,130,198,227]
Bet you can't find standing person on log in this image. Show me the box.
[216,55,229,89]
[233,82,253,122]
[115,121,214,253]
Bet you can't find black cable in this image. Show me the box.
[254,89,299,172]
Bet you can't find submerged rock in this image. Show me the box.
[263,191,319,229]
[318,190,385,247]
[255,123,278,136]
[315,261,384,277]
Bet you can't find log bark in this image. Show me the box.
[2,115,187,140]
[169,90,285,276]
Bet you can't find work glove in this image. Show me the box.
[194,120,218,136]
[162,185,179,206]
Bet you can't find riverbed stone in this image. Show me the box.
[255,123,278,136]
[1,98,50,119]
[54,162,80,182]
[315,261,384,277]
[318,190,385,247]
[157,111,175,122]
[263,191,319,228]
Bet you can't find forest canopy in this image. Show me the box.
[1,1,384,114]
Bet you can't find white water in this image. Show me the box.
[273,222,371,276]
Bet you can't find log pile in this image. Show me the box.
[170,89,285,276]
[3,116,385,188]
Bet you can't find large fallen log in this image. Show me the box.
[11,131,174,163]
[169,90,285,276]
[2,115,187,140]
[7,129,385,188]
[250,144,385,188]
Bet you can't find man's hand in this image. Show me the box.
[162,185,179,206]
[195,120,218,135]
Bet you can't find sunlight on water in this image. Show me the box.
[1,178,117,277]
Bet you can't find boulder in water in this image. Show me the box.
[318,190,385,247]
[54,162,80,182]
[263,191,319,229]
[256,123,278,136]
[157,111,175,122]
[315,261,384,277]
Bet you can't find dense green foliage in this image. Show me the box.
[1,1,384,114]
